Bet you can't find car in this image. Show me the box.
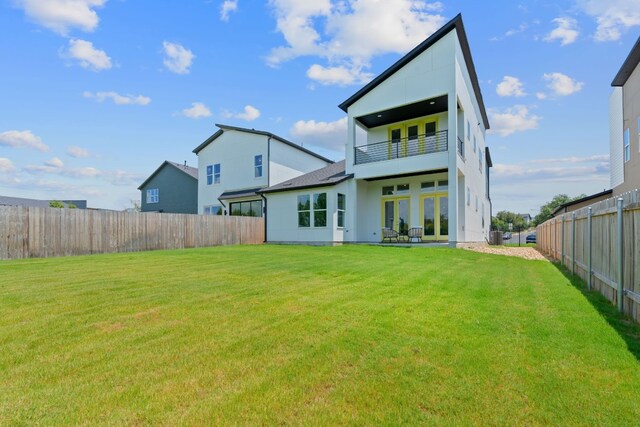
[502,232,512,240]
[526,233,536,244]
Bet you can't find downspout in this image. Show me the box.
[262,136,271,243]
[217,197,227,215]
[260,193,267,243]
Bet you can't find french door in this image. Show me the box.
[382,198,410,236]
[420,195,448,241]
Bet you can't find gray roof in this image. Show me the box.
[0,195,86,209]
[192,123,334,164]
[612,35,640,86]
[138,160,198,190]
[219,187,264,200]
[338,14,490,130]
[260,160,352,194]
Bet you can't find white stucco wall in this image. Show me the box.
[610,87,624,189]
[269,140,330,185]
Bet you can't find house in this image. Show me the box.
[192,124,333,216]
[262,14,492,246]
[0,195,87,209]
[519,213,532,225]
[610,35,640,196]
[138,161,198,214]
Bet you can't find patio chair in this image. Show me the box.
[408,227,423,243]
[381,228,400,242]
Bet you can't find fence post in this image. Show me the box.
[616,197,624,313]
[560,214,565,267]
[587,207,592,290]
[571,212,576,275]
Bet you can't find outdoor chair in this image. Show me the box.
[408,227,423,242]
[381,228,400,242]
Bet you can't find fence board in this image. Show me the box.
[0,206,264,260]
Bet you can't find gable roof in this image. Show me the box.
[138,160,198,190]
[612,35,640,86]
[338,14,490,130]
[0,195,86,209]
[192,123,334,163]
[260,160,351,194]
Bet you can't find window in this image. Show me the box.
[482,202,485,228]
[382,186,394,195]
[146,188,159,204]
[382,184,409,195]
[467,187,471,206]
[337,193,346,228]
[475,195,478,212]
[438,180,448,191]
[313,193,327,227]
[214,163,221,184]
[206,165,213,185]
[479,149,483,172]
[396,184,410,194]
[421,181,435,192]
[473,135,477,152]
[254,155,263,178]
[204,205,222,215]
[467,120,470,140]
[298,195,310,227]
[624,128,630,162]
[230,200,262,217]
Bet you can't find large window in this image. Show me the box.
[624,128,630,162]
[467,120,470,140]
[214,163,221,184]
[297,195,310,227]
[313,193,327,227]
[473,135,477,152]
[467,187,471,206]
[229,200,262,217]
[204,205,222,215]
[206,165,213,185]
[337,193,346,228]
[146,188,159,204]
[254,155,263,178]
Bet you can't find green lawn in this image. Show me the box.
[2,245,640,425]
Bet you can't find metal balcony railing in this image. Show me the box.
[354,130,448,165]
[457,136,465,160]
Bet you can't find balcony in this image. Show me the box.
[354,130,448,165]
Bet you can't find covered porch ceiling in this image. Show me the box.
[355,95,448,129]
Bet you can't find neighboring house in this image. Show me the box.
[610,35,640,196]
[192,124,333,216]
[0,195,87,209]
[519,213,532,225]
[262,14,492,246]
[551,189,613,217]
[138,161,198,214]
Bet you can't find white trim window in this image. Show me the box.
[467,120,470,140]
[467,186,471,206]
[297,192,327,227]
[337,193,346,228]
[473,135,477,152]
[146,188,159,204]
[214,163,221,184]
[479,149,483,172]
[204,205,222,215]
[624,128,630,162]
[297,195,311,227]
[313,192,327,227]
[206,165,213,185]
[254,155,263,178]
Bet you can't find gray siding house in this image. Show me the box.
[138,161,198,213]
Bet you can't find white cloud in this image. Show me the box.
[14,0,106,35]
[83,91,151,105]
[220,0,238,21]
[577,0,640,41]
[290,117,347,151]
[66,145,91,158]
[307,64,373,86]
[488,106,541,137]
[0,130,49,152]
[23,159,141,185]
[536,92,547,100]
[544,17,579,46]
[180,102,212,119]
[496,76,526,97]
[492,157,609,182]
[162,41,195,74]
[505,23,527,37]
[64,39,112,71]
[45,157,65,169]
[0,158,16,173]
[530,154,609,164]
[223,105,261,121]
[267,0,446,85]
[543,72,584,96]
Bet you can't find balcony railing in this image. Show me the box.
[457,136,465,160]
[354,130,448,165]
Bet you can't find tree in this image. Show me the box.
[491,210,527,231]
[49,200,65,208]
[533,193,586,226]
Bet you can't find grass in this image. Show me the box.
[2,245,640,425]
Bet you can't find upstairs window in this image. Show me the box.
[146,188,159,204]
[473,135,477,152]
[624,128,630,163]
[337,193,346,228]
[467,121,470,140]
[467,187,471,206]
[254,155,263,178]
[214,163,221,184]
[206,165,213,185]
[479,150,483,172]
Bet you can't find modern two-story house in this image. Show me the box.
[138,160,198,214]
[610,35,640,196]
[262,14,492,246]
[192,124,332,216]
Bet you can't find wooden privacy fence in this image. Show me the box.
[0,206,264,260]
[536,190,640,322]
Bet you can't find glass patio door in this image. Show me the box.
[421,195,448,241]
[382,198,410,236]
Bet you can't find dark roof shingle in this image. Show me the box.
[260,160,351,194]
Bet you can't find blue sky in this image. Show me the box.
[1,0,639,215]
